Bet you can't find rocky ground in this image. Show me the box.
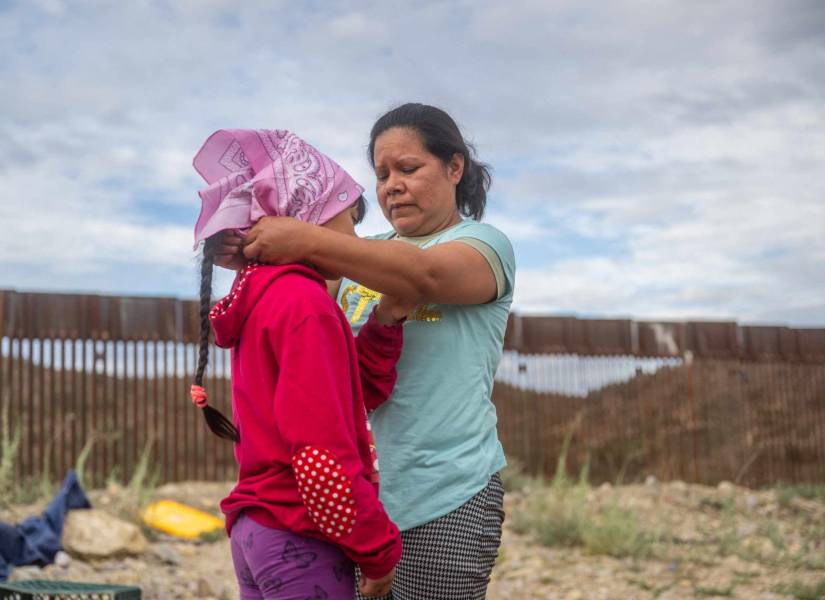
[2,479,824,599]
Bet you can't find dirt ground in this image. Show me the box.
[3,479,824,599]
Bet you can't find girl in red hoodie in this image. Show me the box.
[189,129,404,599]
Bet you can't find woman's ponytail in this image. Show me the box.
[369,102,492,220]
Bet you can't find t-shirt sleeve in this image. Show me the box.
[452,223,516,300]
[456,237,506,299]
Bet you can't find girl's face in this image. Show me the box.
[321,204,360,236]
[373,127,464,237]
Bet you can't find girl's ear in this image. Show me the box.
[322,207,357,236]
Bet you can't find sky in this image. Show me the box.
[1,0,823,325]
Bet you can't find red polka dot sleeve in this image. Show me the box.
[293,446,357,538]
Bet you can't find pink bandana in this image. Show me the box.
[192,129,364,246]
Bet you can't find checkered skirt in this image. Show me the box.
[356,473,505,600]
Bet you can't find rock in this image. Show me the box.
[196,577,215,597]
[62,509,148,559]
[745,493,759,509]
[717,481,736,496]
[151,545,182,566]
[9,565,42,581]
[645,475,659,487]
[670,480,688,493]
[737,521,758,537]
[54,550,72,568]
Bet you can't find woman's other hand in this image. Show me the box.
[374,294,415,324]
[358,567,395,597]
[242,216,317,264]
[213,230,247,271]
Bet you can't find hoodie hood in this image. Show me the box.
[209,262,325,348]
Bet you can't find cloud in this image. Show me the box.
[0,0,823,324]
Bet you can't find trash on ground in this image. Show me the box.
[141,500,223,540]
[0,471,90,581]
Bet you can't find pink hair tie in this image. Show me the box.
[190,384,209,408]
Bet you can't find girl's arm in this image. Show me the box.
[269,313,402,579]
[354,307,405,412]
[243,216,497,306]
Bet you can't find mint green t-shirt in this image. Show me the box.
[337,220,516,531]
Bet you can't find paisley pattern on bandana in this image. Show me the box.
[257,130,336,224]
[192,128,364,245]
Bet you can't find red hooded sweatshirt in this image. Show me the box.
[210,262,402,578]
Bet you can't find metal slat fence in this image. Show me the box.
[0,290,235,488]
[493,355,825,487]
[1,290,824,489]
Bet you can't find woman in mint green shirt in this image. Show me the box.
[230,103,515,600]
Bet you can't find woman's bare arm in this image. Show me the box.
[243,217,496,305]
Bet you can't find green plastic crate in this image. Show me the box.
[0,580,141,600]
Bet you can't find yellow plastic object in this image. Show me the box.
[142,499,224,540]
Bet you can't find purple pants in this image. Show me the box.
[230,512,355,600]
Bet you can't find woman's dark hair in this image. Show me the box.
[194,236,240,443]
[368,103,491,220]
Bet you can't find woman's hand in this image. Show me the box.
[374,294,416,324]
[358,567,395,598]
[212,230,247,271]
[242,216,318,265]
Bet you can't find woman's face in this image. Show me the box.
[373,127,464,237]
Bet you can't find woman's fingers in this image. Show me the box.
[216,229,245,246]
[213,253,244,270]
[242,238,260,260]
[216,244,240,255]
[210,230,246,270]
[238,216,315,263]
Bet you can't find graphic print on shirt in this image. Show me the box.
[292,447,357,539]
[339,283,442,324]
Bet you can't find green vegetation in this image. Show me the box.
[773,578,825,600]
[126,436,160,510]
[499,456,531,492]
[510,422,657,559]
[694,584,735,597]
[775,483,825,507]
[74,434,97,491]
[0,391,22,508]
